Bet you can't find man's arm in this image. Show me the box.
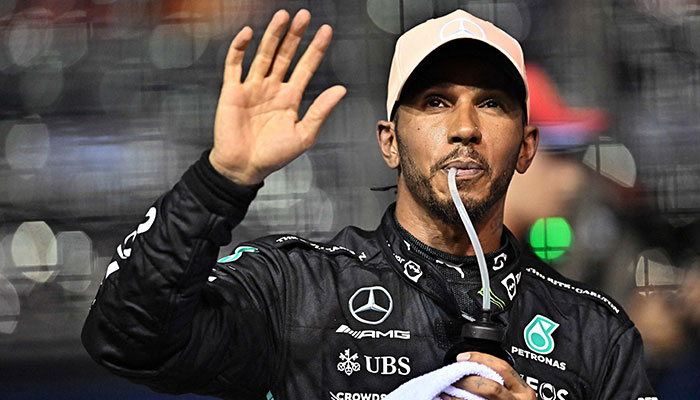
[81,157,271,397]
[594,325,657,400]
[81,8,344,396]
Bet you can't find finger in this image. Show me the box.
[458,352,534,395]
[223,26,254,85]
[457,352,511,372]
[288,24,333,89]
[269,9,311,79]
[247,9,290,80]
[456,376,514,400]
[297,85,346,147]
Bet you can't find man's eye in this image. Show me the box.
[426,98,447,108]
[481,99,501,108]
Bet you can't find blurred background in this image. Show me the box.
[0,0,698,398]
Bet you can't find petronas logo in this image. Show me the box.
[524,315,559,354]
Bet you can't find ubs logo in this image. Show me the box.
[439,17,486,41]
[348,286,393,325]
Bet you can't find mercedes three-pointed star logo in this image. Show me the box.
[348,286,393,325]
[439,17,487,41]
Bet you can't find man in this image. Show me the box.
[82,8,656,400]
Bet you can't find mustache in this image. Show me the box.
[429,146,492,177]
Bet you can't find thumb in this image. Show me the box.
[297,85,346,147]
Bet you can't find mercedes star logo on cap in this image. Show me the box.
[439,17,486,41]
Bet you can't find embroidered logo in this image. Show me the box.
[492,253,507,271]
[501,271,521,301]
[349,286,393,325]
[403,260,423,282]
[337,349,361,376]
[439,17,487,41]
[477,287,506,310]
[524,315,559,355]
[217,246,259,263]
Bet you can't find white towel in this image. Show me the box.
[384,361,504,400]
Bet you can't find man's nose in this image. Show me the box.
[447,103,481,145]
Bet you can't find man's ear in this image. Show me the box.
[516,124,539,174]
[377,120,400,169]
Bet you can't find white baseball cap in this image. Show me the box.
[386,9,529,121]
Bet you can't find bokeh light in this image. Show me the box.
[149,14,210,70]
[0,273,20,335]
[465,1,530,40]
[366,0,433,34]
[529,217,574,262]
[7,8,53,67]
[11,221,58,283]
[583,140,637,187]
[5,123,51,170]
[635,248,680,288]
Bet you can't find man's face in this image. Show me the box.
[388,50,535,226]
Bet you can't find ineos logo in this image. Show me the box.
[439,17,486,41]
[349,286,393,325]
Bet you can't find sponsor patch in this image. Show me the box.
[436,259,465,279]
[108,207,158,280]
[403,260,423,282]
[349,286,393,325]
[477,287,506,310]
[523,375,569,400]
[524,314,559,354]
[525,267,620,314]
[501,271,521,300]
[330,392,386,400]
[492,253,507,271]
[218,245,259,263]
[439,17,486,41]
[337,349,361,376]
[335,324,410,340]
[511,345,567,371]
[336,349,411,377]
[275,235,357,257]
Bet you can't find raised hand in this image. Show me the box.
[210,9,346,185]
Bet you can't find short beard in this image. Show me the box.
[396,130,517,227]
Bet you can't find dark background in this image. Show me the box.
[1,0,699,398]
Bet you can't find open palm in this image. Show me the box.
[209,9,346,185]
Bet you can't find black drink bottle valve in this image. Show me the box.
[443,311,515,367]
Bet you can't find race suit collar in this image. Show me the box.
[377,203,523,316]
[392,212,505,266]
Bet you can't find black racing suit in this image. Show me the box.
[82,153,657,400]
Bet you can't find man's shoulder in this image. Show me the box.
[238,224,380,261]
[518,251,631,325]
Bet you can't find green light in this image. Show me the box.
[529,217,573,262]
